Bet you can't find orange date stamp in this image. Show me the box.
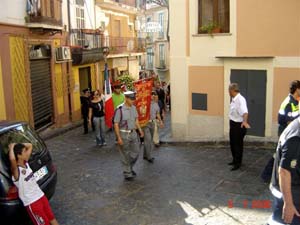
[227,199,271,209]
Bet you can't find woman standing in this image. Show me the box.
[89,90,106,147]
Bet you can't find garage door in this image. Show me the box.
[231,69,267,137]
[30,59,53,130]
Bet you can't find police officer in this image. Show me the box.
[268,117,300,225]
[261,80,300,183]
[142,91,164,163]
[278,80,300,136]
[114,91,144,181]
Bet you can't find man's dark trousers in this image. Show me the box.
[83,114,89,134]
[230,120,247,166]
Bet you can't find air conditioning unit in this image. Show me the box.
[56,46,71,61]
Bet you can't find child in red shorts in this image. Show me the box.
[9,143,59,225]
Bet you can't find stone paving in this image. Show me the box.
[46,119,275,225]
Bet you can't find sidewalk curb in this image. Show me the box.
[39,121,82,141]
[40,122,277,150]
[160,141,277,149]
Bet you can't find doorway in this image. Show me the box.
[79,67,92,92]
[230,69,267,137]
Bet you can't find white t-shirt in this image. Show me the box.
[13,163,44,206]
[229,93,248,123]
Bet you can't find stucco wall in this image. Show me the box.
[189,66,224,116]
[236,0,300,56]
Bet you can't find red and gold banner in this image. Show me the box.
[134,79,153,127]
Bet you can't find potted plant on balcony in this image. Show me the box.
[199,21,221,37]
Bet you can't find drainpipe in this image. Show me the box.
[67,0,72,121]
[67,0,72,45]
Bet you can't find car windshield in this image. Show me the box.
[0,124,45,156]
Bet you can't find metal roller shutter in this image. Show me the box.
[30,59,53,130]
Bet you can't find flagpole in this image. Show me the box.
[103,47,114,129]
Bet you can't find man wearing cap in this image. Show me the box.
[228,83,250,171]
[80,88,90,134]
[114,91,144,181]
[268,117,300,225]
[112,81,125,110]
[143,91,164,163]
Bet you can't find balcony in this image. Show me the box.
[156,60,168,71]
[26,0,63,31]
[95,0,138,14]
[70,29,107,65]
[104,36,146,56]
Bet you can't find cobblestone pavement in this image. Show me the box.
[46,123,274,225]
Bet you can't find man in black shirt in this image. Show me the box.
[269,117,300,225]
[155,82,166,121]
[80,88,90,134]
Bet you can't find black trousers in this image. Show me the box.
[83,114,89,133]
[229,120,247,166]
[82,114,95,133]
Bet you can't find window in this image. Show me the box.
[158,12,164,38]
[159,44,165,68]
[146,17,153,41]
[0,125,45,158]
[75,2,85,46]
[76,0,84,6]
[198,0,229,34]
[147,47,154,69]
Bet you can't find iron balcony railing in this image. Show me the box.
[70,29,146,54]
[104,36,146,54]
[70,29,103,49]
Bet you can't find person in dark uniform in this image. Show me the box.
[114,91,144,181]
[228,83,250,171]
[80,88,90,134]
[261,80,300,183]
[278,80,300,135]
[268,117,300,225]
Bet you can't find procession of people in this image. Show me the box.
[8,70,300,224]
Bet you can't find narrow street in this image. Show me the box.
[47,123,273,225]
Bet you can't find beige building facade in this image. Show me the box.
[144,4,170,82]
[170,0,300,141]
[96,0,146,82]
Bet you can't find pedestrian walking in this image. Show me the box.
[228,83,250,171]
[153,91,161,146]
[155,81,166,121]
[261,80,300,183]
[89,90,106,147]
[114,91,144,181]
[268,117,300,225]
[9,143,59,225]
[80,88,90,134]
[142,91,164,163]
[112,81,125,143]
[112,81,125,110]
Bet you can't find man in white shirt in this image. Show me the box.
[228,83,251,171]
